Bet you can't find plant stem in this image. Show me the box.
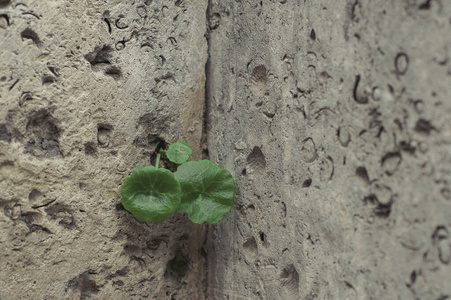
[155,153,161,169]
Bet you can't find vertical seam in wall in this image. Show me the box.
[202,0,212,161]
[202,0,213,298]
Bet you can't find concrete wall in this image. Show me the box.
[206,0,451,299]
[1,0,450,299]
[0,0,207,299]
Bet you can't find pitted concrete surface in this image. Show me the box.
[1,0,450,299]
[205,1,451,299]
[0,0,207,299]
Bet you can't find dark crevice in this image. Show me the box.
[202,0,212,160]
[9,79,19,91]
[201,225,209,298]
[418,0,431,9]
[0,1,12,8]
[84,45,112,66]
[200,2,213,299]
[21,28,41,47]
[31,199,56,209]
[104,66,122,79]
[0,14,10,26]
[104,18,112,34]
[302,178,312,188]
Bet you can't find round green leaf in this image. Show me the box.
[165,141,193,164]
[121,166,181,222]
[174,160,236,224]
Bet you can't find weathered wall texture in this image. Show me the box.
[2,0,451,299]
[206,0,451,299]
[0,0,207,299]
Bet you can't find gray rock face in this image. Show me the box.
[0,0,207,299]
[206,0,451,299]
[1,0,450,299]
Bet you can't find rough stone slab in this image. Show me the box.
[0,0,207,299]
[206,1,451,299]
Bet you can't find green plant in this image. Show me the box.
[121,141,236,224]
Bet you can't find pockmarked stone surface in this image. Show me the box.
[1,0,451,299]
[206,1,451,299]
[0,0,207,299]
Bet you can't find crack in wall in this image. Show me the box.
[199,1,213,298]
[202,0,213,161]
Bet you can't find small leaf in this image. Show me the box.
[165,141,193,164]
[174,160,236,224]
[121,166,181,222]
